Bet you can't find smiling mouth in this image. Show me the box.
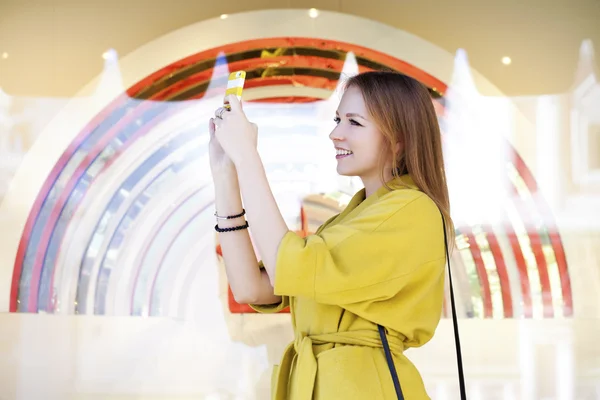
[336,149,353,159]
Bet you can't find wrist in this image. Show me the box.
[214,178,243,221]
[233,149,261,170]
[213,167,238,183]
[214,169,240,194]
[211,161,236,175]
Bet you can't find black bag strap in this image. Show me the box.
[378,215,467,399]
[378,324,405,399]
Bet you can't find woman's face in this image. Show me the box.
[329,86,393,187]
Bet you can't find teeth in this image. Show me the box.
[336,149,353,156]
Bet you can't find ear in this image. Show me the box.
[394,141,402,155]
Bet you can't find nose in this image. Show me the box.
[329,126,343,142]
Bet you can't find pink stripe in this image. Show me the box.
[129,189,203,314]
[27,100,174,312]
[47,105,186,312]
[147,201,213,315]
[11,95,130,312]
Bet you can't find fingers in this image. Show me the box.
[209,118,215,135]
[214,107,227,120]
[225,95,243,113]
[215,96,243,122]
[213,115,223,130]
[211,98,252,136]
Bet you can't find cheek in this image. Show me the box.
[363,134,391,167]
[366,133,387,156]
[350,138,379,168]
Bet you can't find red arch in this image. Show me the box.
[11,37,571,319]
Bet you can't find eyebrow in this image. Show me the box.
[335,111,368,120]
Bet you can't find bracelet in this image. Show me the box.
[214,221,249,233]
[214,209,246,220]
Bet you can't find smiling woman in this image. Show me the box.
[211,70,457,399]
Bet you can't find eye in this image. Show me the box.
[333,117,341,124]
[349,118,363,127]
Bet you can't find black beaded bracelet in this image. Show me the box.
[214,221,249,233]
[214,209,246,220]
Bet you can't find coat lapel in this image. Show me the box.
[327,175,419,227]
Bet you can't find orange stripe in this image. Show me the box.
[127,37,447,98]
[461,227,494,318]
[482,225,514,317]
[511,154,572,317]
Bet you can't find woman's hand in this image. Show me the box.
[208,117,236,177]
[213,95,258,167]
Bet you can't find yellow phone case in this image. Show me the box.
[224,71,246,109]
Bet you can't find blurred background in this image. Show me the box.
[0,1,599,399]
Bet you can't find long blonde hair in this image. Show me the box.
[345,71,455,244]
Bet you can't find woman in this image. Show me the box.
[209,71,453,400]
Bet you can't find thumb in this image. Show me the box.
[209,118,216,137]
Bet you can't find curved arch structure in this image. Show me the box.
[1,10,572,319]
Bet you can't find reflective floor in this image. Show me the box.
[1,315,599,399]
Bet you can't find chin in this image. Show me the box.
[336,164,360,177]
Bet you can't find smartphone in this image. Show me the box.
[224,70,246,110]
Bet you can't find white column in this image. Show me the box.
[555,331,575,400]
[519,321,536,400]
[535,95,562,212]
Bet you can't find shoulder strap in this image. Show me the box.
[378,324,404,399]
[442,216,467,400]
[379,214,467,399]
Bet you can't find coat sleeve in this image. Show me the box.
[248,261,290,313]
[272,193,446,306]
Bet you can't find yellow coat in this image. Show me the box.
[251,176,446,399]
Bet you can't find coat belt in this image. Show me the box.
[273,329,405,400]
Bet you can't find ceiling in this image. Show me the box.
[0,0,598,97]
